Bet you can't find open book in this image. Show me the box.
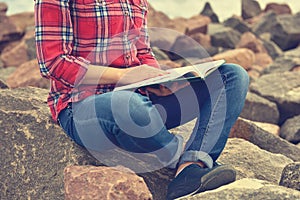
[114,59,225,91]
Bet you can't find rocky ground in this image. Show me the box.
[0,0,300,199]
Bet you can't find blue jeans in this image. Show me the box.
[58,64,249,169]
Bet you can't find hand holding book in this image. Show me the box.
[114,59,226,91]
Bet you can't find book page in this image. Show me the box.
[114,59,225,91]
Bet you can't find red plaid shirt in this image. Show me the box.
[34,0,159,121]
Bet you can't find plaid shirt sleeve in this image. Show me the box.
[135,1,160,69]
[35,0,89,88]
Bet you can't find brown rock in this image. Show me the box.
[254,53,273,68]
[0,41,29,67]
[6,59,49,89]
[64,165,152,200]
[0,2,8,15]
[0,16,24,47]
[9,12,35,33]
[190,32,211,48]
[252,121,280,136]
[185,15,211,35]
[247,69,260,80]
[213,48,255,70]
[264,3,292,15]
[148,4,184,33]
[236,32,267,53]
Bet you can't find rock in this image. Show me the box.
[0,2,8,15]
[270,15,300,50]
[280,115,300,144]
[64,165,152,200]
[209,24,241,49]
[147,4,184,33]
[149,27,181,52]
[169,34,211,60]
[247,69,260,80]
[240,92,280,124]
[0,87,176,200]
[0,15,24,51]
[264,3,292,15]
[0,66,16,81]
[279,162,300,191]
[185,178,300,200]
[0,59,3,68]
[223,16,251,34]
[230,118,300,162]
[147,4,172,28]
[262,56,300,74]
[252,121,280,136]
[0,41,29,67]
[252,12,277,36]
[218,138,293,184]
[254,53,273,68]
[293,66,300,72]
[212,48,255,70]
[6,59,49,89]
[189,32,211,48]
[152,47,169,61]
[284,46,300,58]
[242,0,262,19]
[0,87,103,199]
[200,2,219,23]
[8,12,35,33]
[0,79,8,89]
[261,36,283,60]
[250,71,300,123]
[25,35,37,60]
[236,32,267,53]
[185,15,211,36]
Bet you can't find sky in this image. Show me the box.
[2,0,300,21]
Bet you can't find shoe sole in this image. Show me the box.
[173,165,236,200]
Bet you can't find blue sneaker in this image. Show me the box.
[166,163,236,200]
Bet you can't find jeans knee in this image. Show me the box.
[221,63,250,90]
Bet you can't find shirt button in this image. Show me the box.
[126,54,131,59]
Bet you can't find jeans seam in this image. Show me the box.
[200,74,227,152]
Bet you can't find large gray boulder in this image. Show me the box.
[184,178,300,200]
[240,92,280,124]
[250,71,300,124]
[0,87,179,200]
[230,118,300,162]
[218,138,293,184]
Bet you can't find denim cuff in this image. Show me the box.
[178,150,213,168]
[164,134,184,169]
